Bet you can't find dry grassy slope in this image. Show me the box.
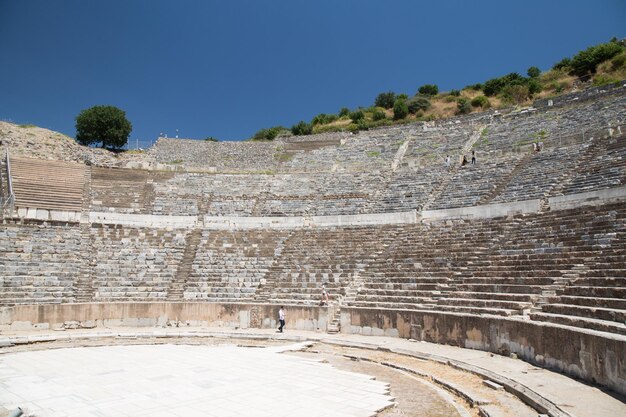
[0,122,153,167]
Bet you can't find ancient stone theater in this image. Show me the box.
[0,83,625,417]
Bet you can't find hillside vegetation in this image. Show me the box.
[252,38,626,140]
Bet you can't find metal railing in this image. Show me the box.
[1,149,15,210]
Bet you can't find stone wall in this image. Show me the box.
[341,307,626,397]
[0,302,329,333]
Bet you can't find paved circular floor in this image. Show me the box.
[0,342,394,417]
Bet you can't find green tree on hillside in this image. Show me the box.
[252,126,288,141]
[418,84,439,96]
[291,121,313,136]
[393,99,408,120]
[527,66,541,78]
[374,91,396,109]
[568,41,623,77]
[75,105,132,149]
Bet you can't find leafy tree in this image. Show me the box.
[552,57,571,71]
[291,120,313,136]
[457,98,472,114]
[418,84,439,96]
[568,41,623,76]
[75,105,132,149]
[374,91,396,109]
[393,99,408,120]
[406,96,431,114]
[527,66,541,78]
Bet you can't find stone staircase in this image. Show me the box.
[10,157,85,212]
[74,166,94,302]
[168,228,203,301]
[478,153,533,205]
[422,124,485,210]
[538,134,608,211]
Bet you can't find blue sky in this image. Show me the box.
[1,1,624,146]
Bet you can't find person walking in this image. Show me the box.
[278,306,285,332]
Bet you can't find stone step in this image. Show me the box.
[529,312,626,336]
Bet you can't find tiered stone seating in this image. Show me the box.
[492,144,584,203]
[561,135,626,195]
[402,124,471,169]
[0,221,81,305]
[90,224,187,301]
[90,168,175,214]
[281,132,400,173]
[265,227,387,305]
[150,139,280,173]
[527,206,626,334]
[184,230,288,302]
[352,221,537,316]
[428,155,522,210]
[10,157,85,212]
[479,92,624,154]
[347,203,626,324]
[369,167,442,212]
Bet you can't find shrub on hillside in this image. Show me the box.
[449,89,461,96]
[465,83,483,91]
[501,84,529,104]
[568,41,623,77]
[592,74,619,86]
[356,118,370,131]
[527,78,542,95]
[374,91,396,109]
[418,84,439,96]
[470,95,490,109]
[456,98,472,114]
[253,126,287,141]
[311,113,338,125]
[339,107,350,117]
[406,96,431,114]
[291,121,313,136]
[350,110,365,122]
[372,109,387,121]
[393,99,409,120]
[611,53,626,71]
[483,72,525,96]
[527,66,541,78]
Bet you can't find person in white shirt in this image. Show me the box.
[278,307,285,332]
